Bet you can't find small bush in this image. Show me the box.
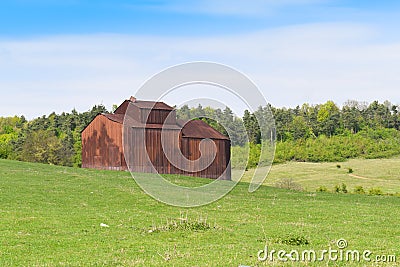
[348,168,353,174]
[368,188,383,196]
[316,186,328,192]
[281,236,310,246]
[341,183,348,193]
[354,186,365,194]
[334,184,341,193]
[333,184,348,193]
[336,164,341,169]
[275,178,303,191]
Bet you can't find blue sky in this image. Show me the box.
[1,0,400,118]
[1,1,399,37]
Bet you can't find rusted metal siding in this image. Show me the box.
[141,109,176,125]
[180,137,230,179]
[81,115,126,171]
[122,126,230,179]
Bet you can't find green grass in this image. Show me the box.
[240,157,400,194]
[1,159,399,266]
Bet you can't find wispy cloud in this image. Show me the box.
[129,0,329,16]
[1,22,399,118]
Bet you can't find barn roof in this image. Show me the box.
[103,113,124,124]
[96,98,229,141]
[133,100,174,110]
[178,119,229,140]
[104,113,180,130]
[114,98,173,114]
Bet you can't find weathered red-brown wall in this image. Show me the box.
[142,109,176,125]
[81,115,126,170]
[124,127,180,174]
[180,137,230,179]
[122,127,230,179]
[82,112,231,179]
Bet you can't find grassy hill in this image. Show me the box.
[0,159,399,266]
[241,157,400,194]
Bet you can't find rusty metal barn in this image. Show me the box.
[81,97,231,180]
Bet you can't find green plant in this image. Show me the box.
[334,184,341,193]
[354,186,365,194]
[333,184,348,193]
[316,186,328,192]
[348,168,353,174]
[147,214,217,233]
[280,236,310,246]
[368,188,383,196]
[341,183,348,193]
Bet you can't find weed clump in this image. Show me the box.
[341,183,348,193]
[147,214,218,233]
[275,178,303,191]
[333,183,348,193]
[280,236,310,246]
[354,186,365,194]
[316,186,328,192]
[368,188,383,196]
[334,184,340,193]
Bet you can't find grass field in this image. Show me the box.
[240,157,400,194]
[0,159,399,266]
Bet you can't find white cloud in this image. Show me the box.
[0,22,399,119]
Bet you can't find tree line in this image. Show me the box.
[0,105,107,167]
[1,100,399,167]
[179,100,400,164]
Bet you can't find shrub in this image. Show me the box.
[334,184,341,193]
[333,184,348,193]
[275,178,303,191]
[341,183,348,193]
[281,236,310,246]
[231,142,274,169]
[316,186,328,192]
[368,188,383,196]
[348,168,353,174]
[354,186,365,194]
